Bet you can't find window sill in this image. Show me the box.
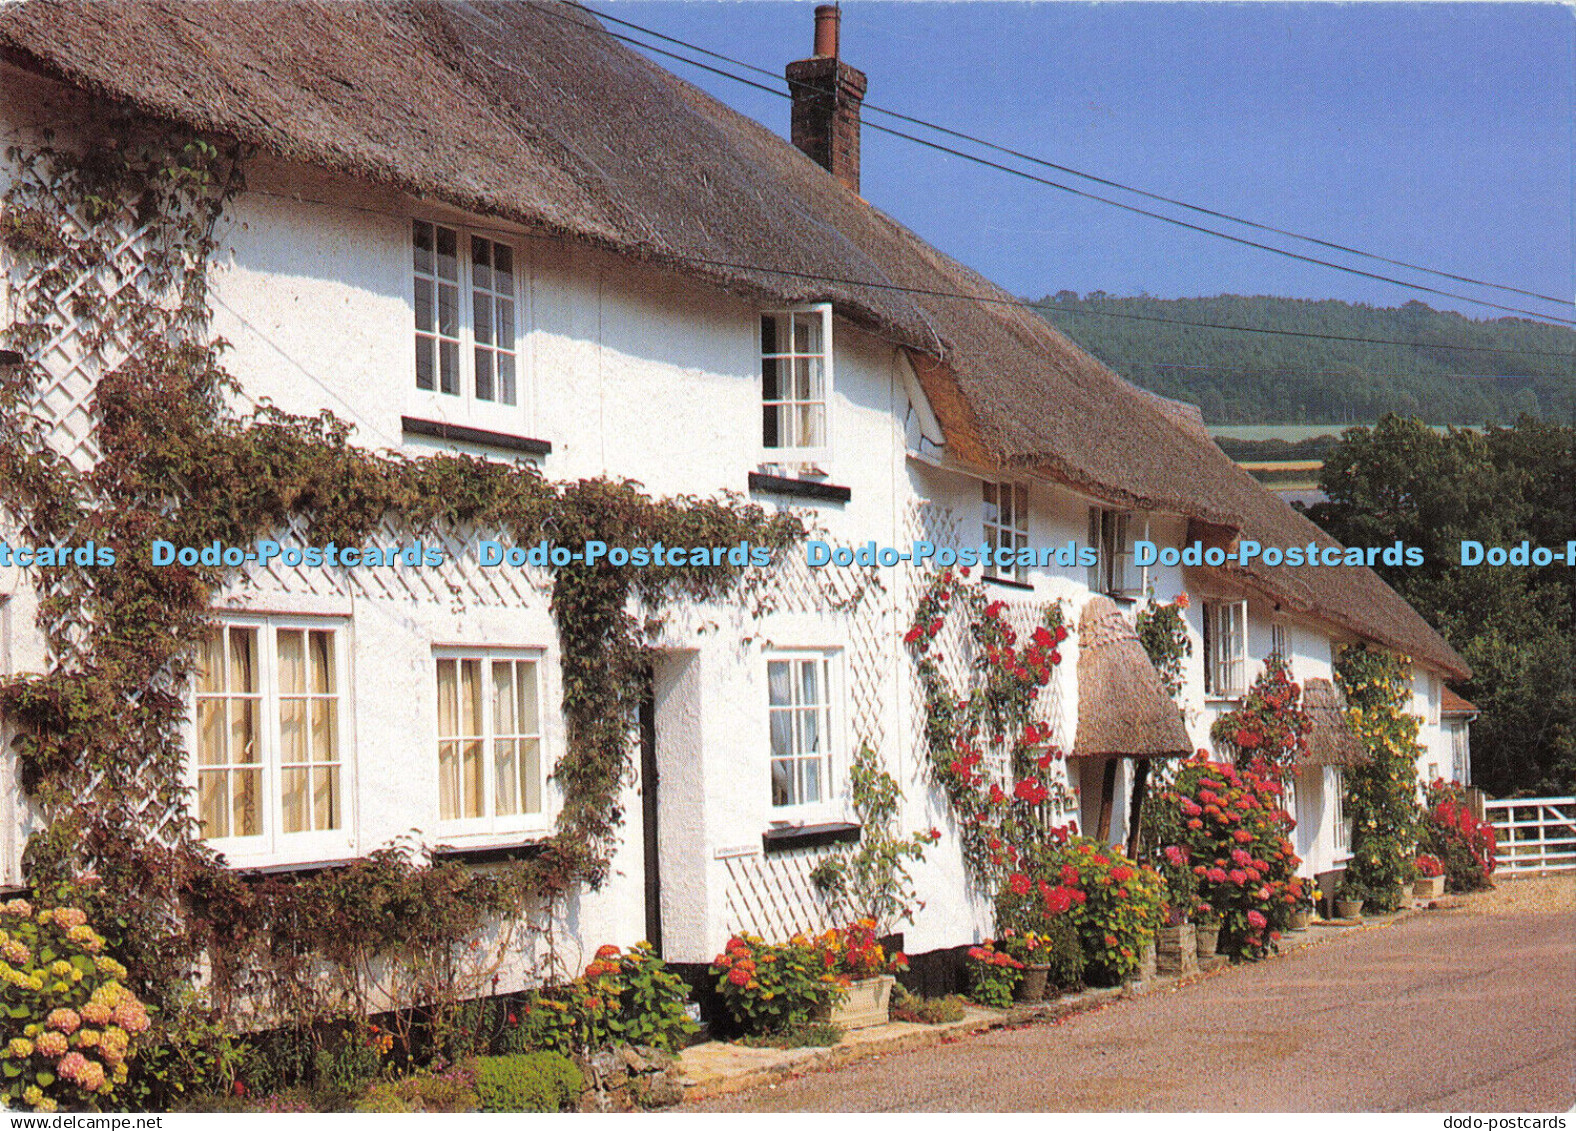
[225,854,368,879]
[432,840,549,867]
[402,416,552,457]
[747,472,851,504]
[762,821,861,854]
[983,575,1034,592]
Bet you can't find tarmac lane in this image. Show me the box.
[695,897,1576,1112]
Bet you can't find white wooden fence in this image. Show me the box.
[1483,797,1576,875]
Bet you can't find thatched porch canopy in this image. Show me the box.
[1300,677,1369,767]
[1073,596,1192,759]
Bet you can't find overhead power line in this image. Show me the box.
[554,0,1576,327]
[246,184,1576,361]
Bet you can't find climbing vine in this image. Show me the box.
[0,113,803,1054]
[904,570,1074,891]
[1333,644,1423,912]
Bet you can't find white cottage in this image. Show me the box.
[0,1,1470,999]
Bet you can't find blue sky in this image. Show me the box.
[601,2,1574,323]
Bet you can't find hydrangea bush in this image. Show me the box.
[1153,755,1310,959]
[0,900,150,1111]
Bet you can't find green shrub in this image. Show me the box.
[506,943,696,1055]
[890,986,966,1025]
[964,943,1022,1008]
[473,1053,582,1113]
[1034,915,1086,991]
[353,1065,478,1113]
[736,1022,844,1049]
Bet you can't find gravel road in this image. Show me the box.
[697,881,1576,1112]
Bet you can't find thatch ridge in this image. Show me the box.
[0,0,1468,678]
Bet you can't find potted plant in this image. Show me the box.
[1413,854,1446,900]
[825,919,906,1030]
[1334,879,1364,920]
[999,930,1051,1002]
[1287,876,1314,931]
[1193,905,1221,959]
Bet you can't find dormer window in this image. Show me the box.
[413,220,520,410]
[761,305,832,458]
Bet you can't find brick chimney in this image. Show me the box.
[787,5,867,194]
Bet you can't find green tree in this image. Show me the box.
[1306,415,1576,795]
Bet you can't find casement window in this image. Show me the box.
[982,480,1029,583]
[1330,767,1350,851]
[412,220,521,410]
[1270,621,1291,661]
[1451,727,1469,784]
[434,651,547,834]
[767,654,835,811]
[193,620,350,860]
[761,305,832,457]
[1088,507,1143,598]
[1202,599,1248,697]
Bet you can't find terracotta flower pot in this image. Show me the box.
[1335,898,1364,920]
[1195,924,1220,959]
[1015,964,1050,1003]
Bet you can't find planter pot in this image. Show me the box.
[1392,884,1411,910]
[1156,924,1197,976]
[1414,874,1446,900]
[1335,898,1364,920]
[1195,924,1220,960]
[1015,964,1050,1003]
[830,974,896,1031]
[1288,909,1312,931]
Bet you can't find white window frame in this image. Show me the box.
[1451,725,1470,784]
[1203,599,1249,698]
[1270,620,1291,662]
[1330,767,1350,853]
[411,218,528,430]
[760,304,834,464]
[766,650,843,819]
[982,480,1029,583]
[433,647,552,841]
[1088,507,1145,598]
[188,616,354,866]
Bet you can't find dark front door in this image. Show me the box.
[639,681,662,955]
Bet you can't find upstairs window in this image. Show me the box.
[983,480,1029,583]
[1270,621,1291,661]
[413,220,519,408]
[1088,507,1142,598]
[768,654,834,810]
[1203,599,1248,697]
[761,305,832,456]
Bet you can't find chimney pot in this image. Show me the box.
[813,5,839,58]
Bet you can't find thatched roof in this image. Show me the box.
[1300,678,1368,767]
[1073,597,1192,759]
[1441,687,1478,717]
[0,0,1468,679]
